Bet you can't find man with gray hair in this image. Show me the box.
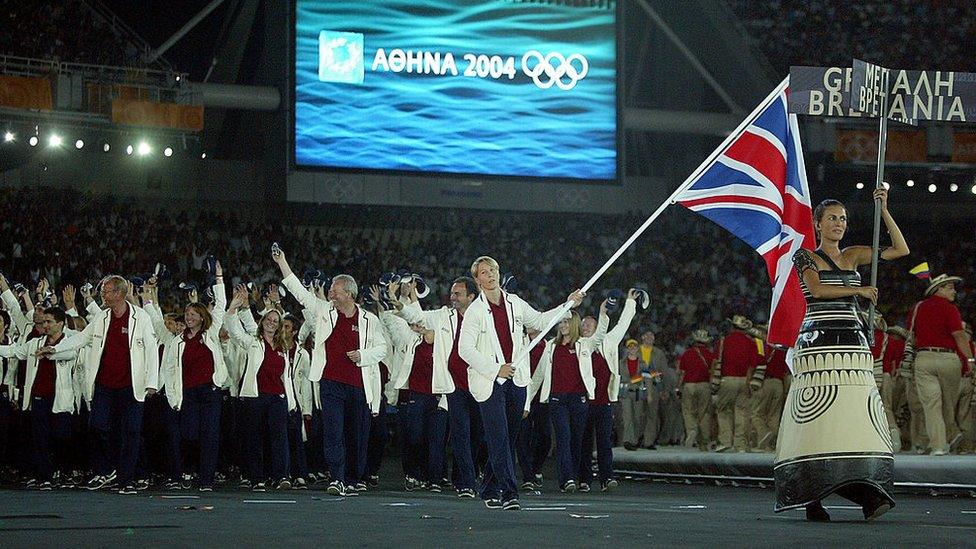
[274,249,387,496]
[38,275,159,494]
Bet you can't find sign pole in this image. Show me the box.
[866,71,889,344]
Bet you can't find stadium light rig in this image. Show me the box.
[28,136,38,147]
[75,139,85,150]
[163,147,173,157]
[855,182,864,190]
[906,179,915,187]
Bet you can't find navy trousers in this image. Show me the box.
[320,379,369,486]
[518,400,551,483]
[403,392,448,483]
[287,410,309,479]
[447,389,481,491]
[365,394,389,478]
[240,394,289,482]
[548,392,588,486]
[579,403,614,484]
[477,380,525,502]
[28,396,71,482]
[89,384,144,485]
[178,384,223,487]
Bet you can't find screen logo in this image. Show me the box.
[318,30,365,84]
[521,51,589,91]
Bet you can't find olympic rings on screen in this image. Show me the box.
[520,50,589,91]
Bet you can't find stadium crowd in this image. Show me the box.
[0,185,973,504]
[0,0,140,67]
[728,0,976,74]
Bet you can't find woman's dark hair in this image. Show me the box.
[813,199,846,225]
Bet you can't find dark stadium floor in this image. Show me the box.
[1,466,975,547]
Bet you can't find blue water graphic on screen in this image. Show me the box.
[295,0,617,180]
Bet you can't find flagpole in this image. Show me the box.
[866,72,890,345]
[502,77,792,378]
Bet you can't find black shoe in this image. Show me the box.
[275,479,292,490]
[252,482,267,492]
[457,488,476,499]
[366,475,379,488]
[343,484,359,497]
[805,502,831,522]
[326,481,344,496]
[519,481,537,491]
[623,443,637,451]
[484,498,503,509]
[502,498,521,510]
[429,483,442,493]
[134,479,151,491]
[561,480,577,493]
[578,483,591,493]
[601,479,619,491]
[118,484,138,495]
[862,497,892,521]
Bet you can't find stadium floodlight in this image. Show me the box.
[855,182,864,190]
[971,185,976,195]
[48,134,63,148]
[950,183,959,192]
[137,141,152,156]
[75,139,85,150]
[103,142,111,152]
[29,136,39,147]
[201,152,207,159]
[928,184,937,193]
[163,147,173,157]
[126,144,134,155]
[3,131,14,142]
[906,179,914,187]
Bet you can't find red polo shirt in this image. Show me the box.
[529,342,545,376]
[678,344,714,383]
[551,343,585,395]
[32,333,64,398]
[447,313,469,391]
[409,340,434,394]
[97,306,132,389]
[181,330,215,389]
[257,340,285,395]
[720,331,762,377]
[590,351,611,405]
[765,348,789,380]
[884,336,905,374]
[909,295,964,350]
[323,309,363,388]
[488,298,513,363]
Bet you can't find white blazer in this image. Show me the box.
[291,346,314,415]
[54,303,160,402]
[1,288,33,342]
[382,311,442,393]
[159,284,229,410]
[526,314,608,408]
[458,290,567,403]
[398,302,459,394]
[281,273,387,415]
[0,331,80,413]
[224,311,296,412]
[599,299,637,403]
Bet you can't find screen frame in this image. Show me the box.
[288,0,623,186]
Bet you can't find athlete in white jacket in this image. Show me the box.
[457,255,583,510]
[273,247,387,496]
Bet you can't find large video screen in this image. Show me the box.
[294,0,618,181]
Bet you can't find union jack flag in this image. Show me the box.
[675,77,816,348]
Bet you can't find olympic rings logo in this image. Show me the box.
[521,50,589,91]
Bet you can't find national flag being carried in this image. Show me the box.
[674,77,816,347]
